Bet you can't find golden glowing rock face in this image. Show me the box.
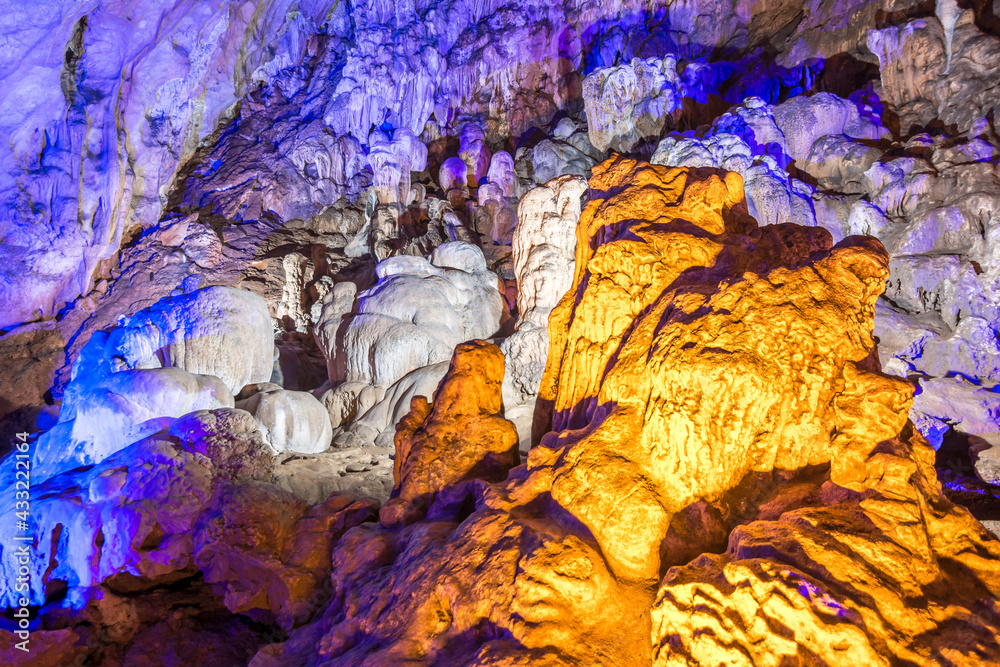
[651,425,1000,666]
[270,158,1000,666]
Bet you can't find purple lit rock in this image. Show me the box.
[89,285,274,394]
[487,150,518,199]
[0,0,334,331]
[459,123,491,186]
[2,410,374,633]
[439,157,469,194]
[31,366,234,482]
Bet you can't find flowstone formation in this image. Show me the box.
[245,160,1000,666]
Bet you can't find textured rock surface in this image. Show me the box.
[380,340,519,527]
[868,9,1000,134]
[237,385,334,454]
[82,285,274,394]
[317,242,505,389]
[332,360,450,449]
[501,175,587,409]
[7,0,1000,663]
[253,160,1000,666]
[32,367,234,481]
[583,56,707,152]
[0,0,333,330]
[1,407,376,625]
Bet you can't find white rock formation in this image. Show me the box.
[89,286,274,394]
[912,375,1000,442]
[487,151,518,198]
[368,128,429,205]
[317,242,505,389]
[0,0,335,331]
[769,92,887,162]
[459,124,491,186]
[651,131,818,228]
[936,0,963,74]
[501,176,587,412]
[532,139,598,185]
[313,282,360,382]
[582,56,693,153]
[2,406,365,633]
[334,361,451,448]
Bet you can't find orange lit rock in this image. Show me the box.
[194,486,379,630]
[258,158,1000,666]
[533,158,909,584]
[379,340,520,527]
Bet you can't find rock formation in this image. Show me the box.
[32,367,234,482]
[248,160,1000,666]
[379,340,519,528]
[6,0,1000,663]
[81,285,274,394]
[236,385,334,454]
[501,175,588,446]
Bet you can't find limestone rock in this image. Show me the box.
[473,197,518,245]
[532,138,599,185]
[487,151,518,199]
[334,360,450,449]
[582,56,689,153]
[261,159,1000,666]
[459,124,491,186]
[368,128,428,205]
[313,281,359,383]
[803,133,884,193]
[168,408,275,481]
[10,1,1000,662]
[439,157,469,194]
[651,93,886,234]
[236,386,334,454]
[501,175,587,408]
[651,130,816,228]
[193,485,378,630]
[271,446,395,505]
[972,438,1000,486]
[380,340,518,527]
[87,286,274,394]
[187,119,371,225]
[318,242,505,388]
[912,376,1000,438]
[2,412,375,632]
[32,367,234,482]
[868,10,1000,134]
[770,92,887,163]
[3,434,215,609]
[0,0,331,330]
